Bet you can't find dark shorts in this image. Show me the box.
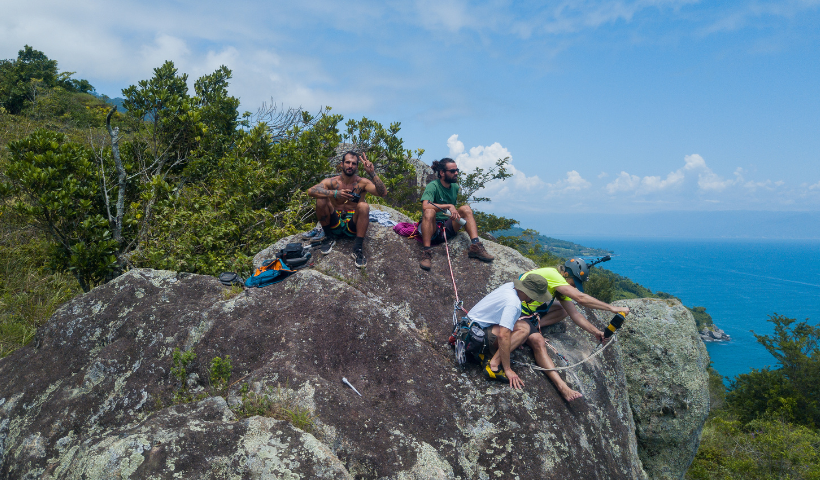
[484,318,540,350]
[420,218,457,245]
[525,316,541,336]
[484,326,498,349]
[329,210,357,237]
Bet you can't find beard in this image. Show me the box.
[447,176,459,184]
[343,167,356,176]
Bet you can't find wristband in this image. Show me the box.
[334,190,338,199]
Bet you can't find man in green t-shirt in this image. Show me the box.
[520,258,630,343]
[418,158,494,270]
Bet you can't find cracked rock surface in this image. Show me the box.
[0,207,707,479]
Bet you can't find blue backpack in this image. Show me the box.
[244,259,296,288]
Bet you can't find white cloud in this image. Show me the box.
[606,153,745,195]
[597,171,609,178]
[606,172,641,194]
[446,134,545,201]
[810,181,820,191]
[548,170,591,192]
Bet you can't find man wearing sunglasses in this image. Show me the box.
[418,158,494,270]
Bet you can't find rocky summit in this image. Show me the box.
[0,206,709,479]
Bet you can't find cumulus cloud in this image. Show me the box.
[547,171,592,193]
[446,134,545,199]
[606,153,745,195]
[810,181,820,191]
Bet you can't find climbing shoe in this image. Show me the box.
[319,237,336,255]
[419,249,433,271]
[468,242,494,262]
[483,363,508,383]
[352,249,367,268]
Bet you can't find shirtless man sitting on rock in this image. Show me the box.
[307,151,387,268]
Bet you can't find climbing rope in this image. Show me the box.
[433,209,614,373]
[512,334,619,372]
[442,226,467,313]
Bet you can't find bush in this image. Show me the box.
[687,414,820,479]
[726,315,820,428]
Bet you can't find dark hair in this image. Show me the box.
[431,158,456,179]
[341,151,360,165]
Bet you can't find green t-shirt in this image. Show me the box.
[520,267,571,312]
[420,179,459,221]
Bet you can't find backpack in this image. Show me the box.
[393,222,419,238]
[244,259,296,288]
[276,243,313,270]
[451,317,488,368]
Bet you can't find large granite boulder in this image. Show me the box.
[610,298,711,479]
[0,207,707,479]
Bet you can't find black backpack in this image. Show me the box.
[277,243,312,269]
[453,317,488,367]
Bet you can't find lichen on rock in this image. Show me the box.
[0,208,709,479]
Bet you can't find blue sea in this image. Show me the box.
[562,237,820,383]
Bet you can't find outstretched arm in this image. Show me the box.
[557,297,607,342]
[555,285,630,315]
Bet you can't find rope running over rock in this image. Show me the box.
[513,335,618,372]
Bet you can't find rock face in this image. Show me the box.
[0,207,708,479]
[613,298,711,480]
[699,327,730,342]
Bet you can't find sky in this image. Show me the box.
[2,0,820,220]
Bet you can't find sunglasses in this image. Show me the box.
[445,168,460,173]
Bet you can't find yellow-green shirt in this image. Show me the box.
[520,267,571,312]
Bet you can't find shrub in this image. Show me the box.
[687,414,820,479]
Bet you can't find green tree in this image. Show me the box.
[341,117,424,210]
[0,46,94,114]
[456,157,512,205]
[688,415,820,479]
[2,130,118,291]
[473,211,519,235]
[727,315,820,427]
[133,110,343,276]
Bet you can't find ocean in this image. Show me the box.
[561,236,820,383]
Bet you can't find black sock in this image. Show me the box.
[322,225,334,237]
[423,246,433,251]
[471,237,480,244]
[353,237,364,251]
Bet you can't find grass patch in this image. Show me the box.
[233,381,316,433]
[0,209,80,357]
[221,284,243,300]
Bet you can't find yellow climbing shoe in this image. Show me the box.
[483,363,508,382]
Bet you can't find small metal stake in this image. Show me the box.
[342,377,362,396]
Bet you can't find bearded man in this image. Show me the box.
[307,151,387,268]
